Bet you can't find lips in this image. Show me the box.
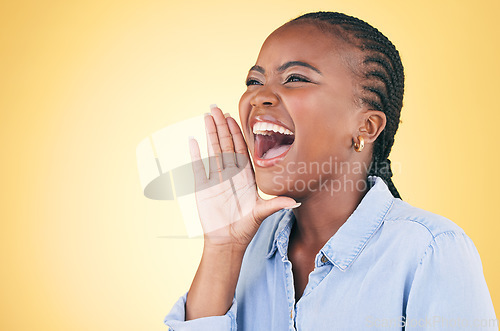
[251,119,295,167]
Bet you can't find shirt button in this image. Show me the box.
[321,255,328,264]
[290,309,293,319]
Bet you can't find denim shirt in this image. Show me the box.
[164,177,497,330]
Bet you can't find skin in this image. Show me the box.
[185,22,387,319]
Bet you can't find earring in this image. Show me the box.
[354,136,364,152]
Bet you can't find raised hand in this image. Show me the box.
[188,105,298,248]
[185,105,298,320]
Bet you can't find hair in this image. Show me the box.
[289,12,404,199]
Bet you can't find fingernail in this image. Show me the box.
[209,104,218,110]
[188,135,194,140]
[204,112,211,118]
[287,202,301,209]
[224,113,231,118]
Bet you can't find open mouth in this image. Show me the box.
[253,121,295,160]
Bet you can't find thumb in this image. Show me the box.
[252,196,300,224]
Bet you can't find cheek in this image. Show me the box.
[287,89,343,130]
[291,90,355,154]
[238,91,251,127]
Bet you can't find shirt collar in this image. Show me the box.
[266,176,394,270]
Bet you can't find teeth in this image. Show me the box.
[252,122,294,135]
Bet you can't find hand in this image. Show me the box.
[188,105,298,248]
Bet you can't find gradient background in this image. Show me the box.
[1,0,498,329]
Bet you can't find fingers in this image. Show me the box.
[188,137,208,184]
[205,106,240,172]
[211,106,238,170]
[226,116,252,172]
[210,105,234,154]
[226,117,249,156]
[204,113,224,179]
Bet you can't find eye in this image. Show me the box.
[246,78,262,86]
[285,74,310,84]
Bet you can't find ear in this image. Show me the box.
[358,110,386,144]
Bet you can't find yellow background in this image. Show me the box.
[1,0,498,329]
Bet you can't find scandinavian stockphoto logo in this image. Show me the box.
[136,115,402,237]
[272,157,401,195]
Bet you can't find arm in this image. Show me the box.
[405,231,497,330]
[166,106,297,327]
[185,243,245,319]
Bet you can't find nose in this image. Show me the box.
[250,85,279,107]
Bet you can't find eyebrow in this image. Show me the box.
[249,65,265,74]
[249,61,322,75]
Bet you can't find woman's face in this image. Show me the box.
[239,22,364,199]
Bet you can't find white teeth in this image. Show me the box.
[252,121,294,136]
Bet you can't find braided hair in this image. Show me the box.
[290,12,404,199]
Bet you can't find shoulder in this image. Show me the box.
[384,198,465,238]
[379,197,474,261]
[363,177,469,254]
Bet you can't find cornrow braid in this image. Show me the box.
[290,12,404,199]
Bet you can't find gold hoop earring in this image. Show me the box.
[354,136,364,152]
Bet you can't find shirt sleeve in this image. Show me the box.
[405,231,497,330]
[163,292,238,330]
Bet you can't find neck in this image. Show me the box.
[290,173,368,250]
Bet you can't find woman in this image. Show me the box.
[164,12,496,330]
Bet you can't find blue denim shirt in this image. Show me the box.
[164,177,497,330]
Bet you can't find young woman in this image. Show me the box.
[164,12,496,330]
